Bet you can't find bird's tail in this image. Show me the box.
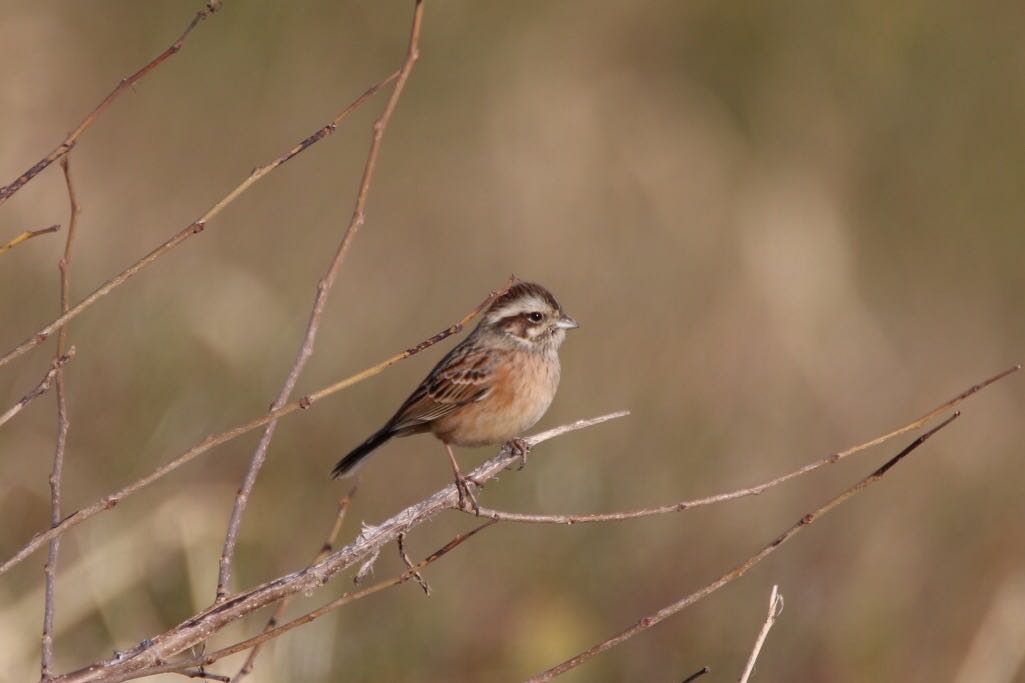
[331,428,394,479]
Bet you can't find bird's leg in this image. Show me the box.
[506,437,532,470]
[443,442,480,515]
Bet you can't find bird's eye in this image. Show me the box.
[527,312,544,323]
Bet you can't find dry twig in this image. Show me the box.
[682,667,711,683]
[0,224,60,255]
[0,348,76,430]
[737,585,783,683]
[215,0,427,602]
[398,532,431,596]
[122,522,496,682]
[0,279,516,578]
[46,414,621,683]
[474,364,1019,526]
[0,2,219,208]
[522,413,960,682]
[0,57,399,372]
[40,155,82,679]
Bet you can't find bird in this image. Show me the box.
[331,280,578,513]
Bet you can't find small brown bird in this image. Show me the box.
[332,281,578,512]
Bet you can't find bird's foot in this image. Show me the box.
[506,437,532,470]
[454,473,481,515]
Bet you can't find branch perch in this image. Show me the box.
[131,521,496,681]
[230,486,357,682]
[48,413,624,683]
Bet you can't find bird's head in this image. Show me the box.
[482,281,578,350]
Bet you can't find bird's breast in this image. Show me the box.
[432,350,560,447]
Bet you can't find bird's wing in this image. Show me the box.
[387,343,499,433]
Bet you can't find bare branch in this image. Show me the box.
[0,279,516,578]
[0,348,76,430]
[215,0,427,602]
[474,364,1020,526]
[126,521,496,683]
[231,486,356,682]
[523,412,960,682]
[47,413,624,683]
[737,585,783,683]
[0,224,60,255]
[41,154,82,679]
[0,62,399,372]
[0,2,219,208]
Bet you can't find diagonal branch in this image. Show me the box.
[0,348,76,430]
[0,280,514,578]
[47,413,624,683]
[133,521,496,682]
[473,364,1020,525]
[0,2,220,209]
[214,0,426,602]
[0,64,399,373]
[523,413,960,682]
[230,486,357,682]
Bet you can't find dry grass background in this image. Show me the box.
[1,1,1024,681]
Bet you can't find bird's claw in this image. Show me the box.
[455,474,481,515]
[506,437,531,470]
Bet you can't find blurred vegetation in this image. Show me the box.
[1,1,1023,681]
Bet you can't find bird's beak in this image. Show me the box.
[555,313,579,330]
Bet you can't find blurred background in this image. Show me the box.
[1,1,1024,681]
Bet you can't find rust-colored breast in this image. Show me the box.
[431,349,560,447]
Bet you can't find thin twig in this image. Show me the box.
[0,348,76,430]
[47,414,622,683]
[682,666,711,683]
[398,532,431,596]
[230,486,357,682]
[475,364,1020,526]
[123,522,496,683]
[40,155,81,679]
[737,585,783,683]
[175,670,229,683]
[0,280,514,577]
[0,69,400,373]
[215,0,427,602]
[0,224,60,255]
[0,2,219,208]
[522,413,960,682]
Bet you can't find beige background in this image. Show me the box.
[1,2,1024,681]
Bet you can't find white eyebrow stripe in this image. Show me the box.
[486,295,552,323]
